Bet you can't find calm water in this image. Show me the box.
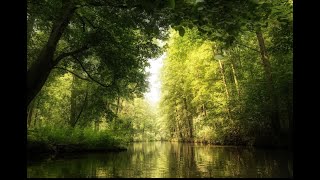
[27,142,293,178]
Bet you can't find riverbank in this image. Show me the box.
[27,127,128,158]
[148,135,291,151]
[27,139,127,159]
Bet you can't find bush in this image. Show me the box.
[27,125,126,149]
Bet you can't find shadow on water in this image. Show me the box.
[27,141,293,178]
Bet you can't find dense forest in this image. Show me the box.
[27,0,293,155]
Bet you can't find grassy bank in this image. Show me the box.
[27,126,128,157]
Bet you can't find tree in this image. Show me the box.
[168,0,292,136]
[27,0,172,106]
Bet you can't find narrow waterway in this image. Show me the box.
[27,141,293,178]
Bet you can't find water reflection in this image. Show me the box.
[27,142,293,178]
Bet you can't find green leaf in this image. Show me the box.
[214,55,223,60]
[217,33,223,37]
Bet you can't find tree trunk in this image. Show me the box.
[27,99,35,128]
[174,101,181,139]
[218,60,229,99]
[117,98,123,114]
[218,59,232,120]
[202,104,207,117]
[230,58,240,98]
[256,30,281,135]
[27,1,76,107]
[27,12,35,45]
[111,96,121,131]
[237,47,243,70]
[183,97,193,138]
[116,96,120,115]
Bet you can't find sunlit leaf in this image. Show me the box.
[214,55,223,60]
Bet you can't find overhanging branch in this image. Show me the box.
[72,55,113,89]
[53,66,90,81]
[53,45,89,66]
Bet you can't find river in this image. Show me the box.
[27,141,293,178]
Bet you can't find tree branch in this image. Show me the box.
[72,55,113,89]
[53,45,89,66]
[53,67,91,81]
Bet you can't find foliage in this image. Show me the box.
[27,0,292,150]
[160,19,292,146]
[28,125,126,148]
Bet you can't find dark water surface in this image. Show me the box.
[27,141,293,178]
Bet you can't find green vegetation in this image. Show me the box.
[160,26,292,147]
[27,0,292,154]
[28,126,126,154]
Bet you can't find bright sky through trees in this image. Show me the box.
[144,53,166,104]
